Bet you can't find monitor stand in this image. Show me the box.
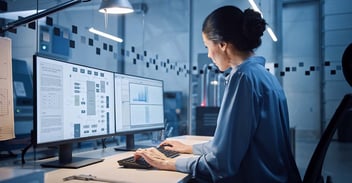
[40,143,103,169]
[114,134,152,151]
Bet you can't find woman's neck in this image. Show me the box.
[229,50,253,68]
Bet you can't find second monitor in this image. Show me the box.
[114,73,165,150]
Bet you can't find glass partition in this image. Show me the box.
[0,0,190,157]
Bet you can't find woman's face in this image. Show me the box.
[202,33,231,71]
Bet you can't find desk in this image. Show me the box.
[45,135,212,183]
[0,167,44,183]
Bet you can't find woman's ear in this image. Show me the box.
[219,42,228,51]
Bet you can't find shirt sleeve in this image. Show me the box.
[175,140,212,172]
[192,140,213,155]
[175,156,199,173]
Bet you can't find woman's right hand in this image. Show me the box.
[159,140,193,154]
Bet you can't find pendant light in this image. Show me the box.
[98,0,134,14]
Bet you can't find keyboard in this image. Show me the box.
[117,147,180,169]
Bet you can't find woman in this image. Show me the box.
[135,5,301,183]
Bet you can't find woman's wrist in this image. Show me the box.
[188,145,193,154]
[163,158,177,171]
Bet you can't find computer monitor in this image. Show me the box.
[114,73,165,150]
[33,55,115,168]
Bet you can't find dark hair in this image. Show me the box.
[202,6,266,52]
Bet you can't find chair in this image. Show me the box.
[302,94,352,183]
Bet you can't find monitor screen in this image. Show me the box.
[114,73,165,150]
[33,55,115,168]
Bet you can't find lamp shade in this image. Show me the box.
[99,0,134,14]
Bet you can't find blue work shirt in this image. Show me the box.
[176,56,301,183]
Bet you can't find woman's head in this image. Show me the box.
[202,6,266,53]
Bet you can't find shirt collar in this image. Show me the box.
[224,56,266,85]
[238,56,266,68]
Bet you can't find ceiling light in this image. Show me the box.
[248,0,262,15]
[266,26,278,42]
[248,0,278,42]
[98,0,134,14]
[89,27,123,43]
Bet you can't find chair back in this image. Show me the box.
[302,94,352,183]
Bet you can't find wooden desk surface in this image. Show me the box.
[45,152,189,183]
[45,135,212,183]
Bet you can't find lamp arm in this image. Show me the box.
[0,0,90,33]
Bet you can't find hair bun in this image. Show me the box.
[242,9,266,41]
[202,6,267,51]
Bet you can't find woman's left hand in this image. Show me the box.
[134,148,177,171]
